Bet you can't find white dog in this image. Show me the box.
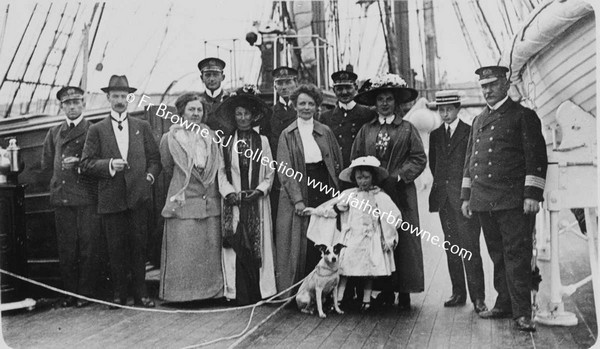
[295,243,346,318]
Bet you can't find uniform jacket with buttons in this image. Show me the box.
[202,90,232,135]
[80,116,162,214]
[41,119,97,206]
[461,98,547,211]
[319,104,376,167]
[428,119,470,212]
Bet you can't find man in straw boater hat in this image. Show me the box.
[214,84,277,305]
[81,75,162,308]
[351,73,427,310]
[41,86,102,308]
[319,66,377,174]
[428,90,486,314]
[461,65,547,331]
[198,57,232,134]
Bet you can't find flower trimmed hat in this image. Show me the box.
[354,73,418,106]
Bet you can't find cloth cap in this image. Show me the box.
[331,70,358,86]
[198,57,226,73]
[475,65,509,86]
[56,86,84,102]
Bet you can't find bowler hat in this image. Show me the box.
[339,156,389,183]
[354,73,418,106]
[101,75,137,93]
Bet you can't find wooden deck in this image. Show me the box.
[2,185,597,348]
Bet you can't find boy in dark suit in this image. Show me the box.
[81,75,161,308]
[428,90,486,314]
[41,86,102,308]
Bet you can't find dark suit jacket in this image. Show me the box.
[428,120,471,212]
[41,119,97,206]
[80,115,162,214]
[461,98,547,211]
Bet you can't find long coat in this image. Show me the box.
[218,132,277,300]
[461,99,547,211]
[275,119,343,292]
[428,120,471,212]
[351,116,427,293]
[80,116,162,214]
[41,119,97,206]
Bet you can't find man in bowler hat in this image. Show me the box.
[41,86,102,308]
[461,66,547,331]
[428,90,486,314]
[81,75,161,308]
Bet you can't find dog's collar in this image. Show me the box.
[315,265,338,277]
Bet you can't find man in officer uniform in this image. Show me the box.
[429,90,486,314]
[264,66,298,226]
[198,57,231,134]
[319,68,376,172]
[41,86,102,308]
[265,66,298,156]
[461,66,547,332]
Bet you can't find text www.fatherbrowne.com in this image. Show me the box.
[129,93,473,261]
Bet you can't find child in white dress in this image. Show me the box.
[305,156,402,311]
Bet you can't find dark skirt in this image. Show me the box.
[304,161,334,273]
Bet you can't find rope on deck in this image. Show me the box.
[0,268,305,347]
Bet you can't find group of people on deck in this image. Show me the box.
[43,54,547,332]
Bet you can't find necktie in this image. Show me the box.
[112,114,127,131]
[69,123,75,130]
[446,126,452,145]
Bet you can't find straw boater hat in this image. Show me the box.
[101,75,137,93]
[214,84,270,128]
[354,73,418,106]
[339,156,389,183]
[428,90,462,109]
[474,65,509,86]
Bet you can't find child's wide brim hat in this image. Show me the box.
[339,156,389,183]
[354,73,418,106]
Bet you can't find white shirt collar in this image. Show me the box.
[378,114,395,125]
[110,110,128,122]
[297,117,314,127]
[279,96,293,107]
[338,101,356,111]
[445,117,459,133]
[65,114,84,127]
[488,95,509,111]
[205,87,222,99]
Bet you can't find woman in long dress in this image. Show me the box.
[159,92,224,302]
[215,86,277,305]
[275,84,343,293]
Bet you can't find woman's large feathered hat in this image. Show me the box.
[354,73,418,106]
[214,84,270,128]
